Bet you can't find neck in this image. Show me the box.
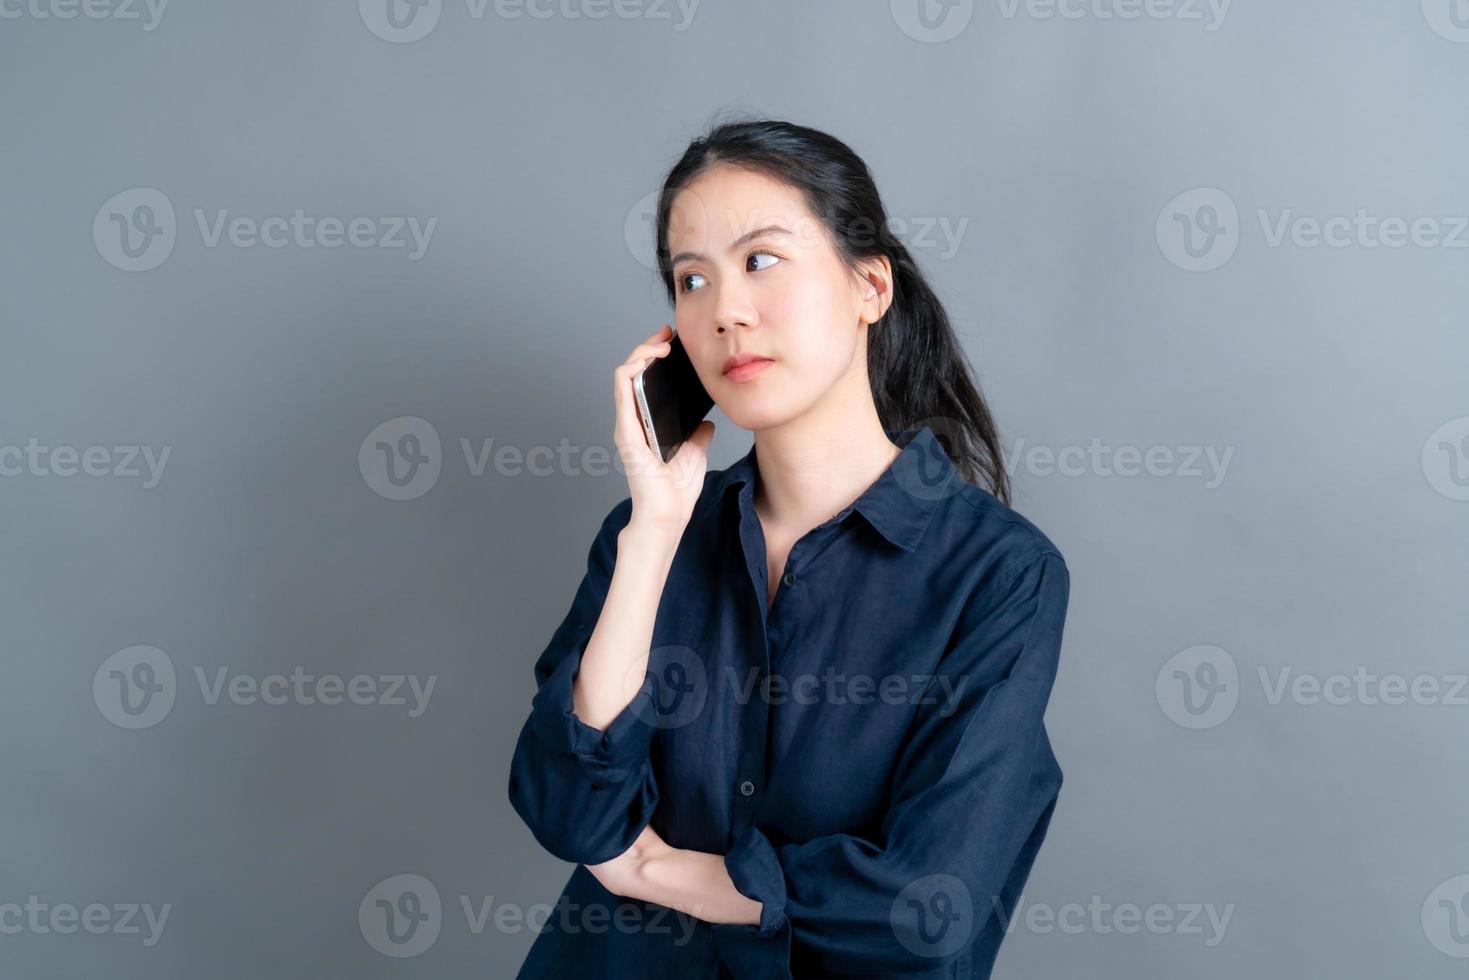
[751,364,900,535]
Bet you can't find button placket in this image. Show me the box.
[732,483,784,834]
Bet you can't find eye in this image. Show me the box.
[749,250,781,272]
[676,251,782,296]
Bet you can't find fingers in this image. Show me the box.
[612,325,676,457]
[625,341,670,369]
[612,358,656,454]
[622,327,673,369]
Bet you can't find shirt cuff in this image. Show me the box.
[711,826,793,979]
[528,637,658,789]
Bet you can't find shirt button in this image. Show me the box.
[782,571,796,587]
[739,780,755,797]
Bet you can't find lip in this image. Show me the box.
[722,353,774,382]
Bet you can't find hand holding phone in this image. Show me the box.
[632,329,715,464]
[611,324,716,532]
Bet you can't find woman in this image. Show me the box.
[508,117,1071,979]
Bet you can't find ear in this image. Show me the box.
[854,255,894,326]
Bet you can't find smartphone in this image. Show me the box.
[633,330,714,463]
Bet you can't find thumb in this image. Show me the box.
[687,418,716,451]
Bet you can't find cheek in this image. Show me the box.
[765,276,839,342]
[764,271,833,324]
[770,282,857,373]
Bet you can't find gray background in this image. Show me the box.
[3,0,1467,976]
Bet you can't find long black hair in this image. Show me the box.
[653,114,1012,505]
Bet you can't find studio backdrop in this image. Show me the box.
[2,0,1466,976]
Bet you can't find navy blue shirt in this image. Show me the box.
[508,424,1070,979]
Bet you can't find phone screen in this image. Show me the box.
[636,331,714,463]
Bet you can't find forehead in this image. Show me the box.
[666,166,819,253]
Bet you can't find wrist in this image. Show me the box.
[620,518,685,554]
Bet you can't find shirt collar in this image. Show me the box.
[698,424,956,552]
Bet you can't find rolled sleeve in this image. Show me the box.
[712,551,1071,977]
[708,827,792,979]
[528,633,659,787]
[507,497,663,866]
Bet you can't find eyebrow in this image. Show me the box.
[669,224,792,268]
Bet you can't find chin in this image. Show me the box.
[718,394,806,433]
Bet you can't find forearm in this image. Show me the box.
[630,845,763,926]
[571,521,681,731]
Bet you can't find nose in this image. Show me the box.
[711,276,758,335]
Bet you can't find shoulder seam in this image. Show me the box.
[982,547,1066,611]
[956,486,1061,559]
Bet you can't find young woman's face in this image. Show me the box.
[665,166,881,431]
